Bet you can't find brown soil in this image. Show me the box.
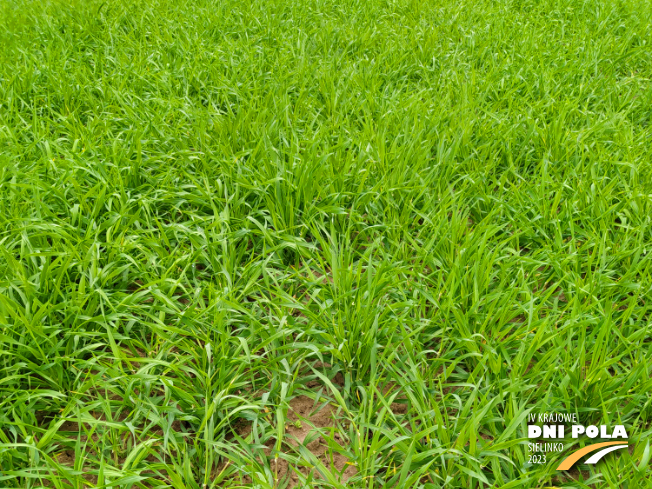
[269,394,357,488]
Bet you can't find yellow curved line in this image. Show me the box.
[557,442,628,471]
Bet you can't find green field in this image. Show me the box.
[1,0,652,487]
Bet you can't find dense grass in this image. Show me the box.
[1,0,652,487]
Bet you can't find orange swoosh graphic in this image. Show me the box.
[557,442,628,471]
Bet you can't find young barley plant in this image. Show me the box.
[1,0,651,487]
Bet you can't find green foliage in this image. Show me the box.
[1,0,652,486]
